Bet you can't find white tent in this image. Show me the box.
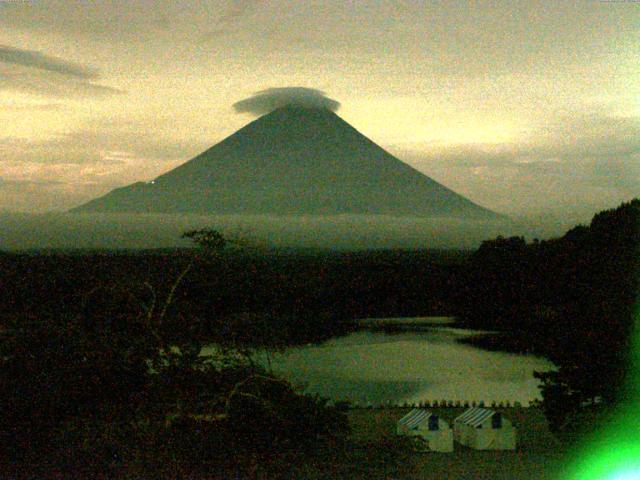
[453,407,516,450]
[396,409,454,452]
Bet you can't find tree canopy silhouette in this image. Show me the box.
[460,199,640,434]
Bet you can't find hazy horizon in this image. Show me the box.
[0,210,595,252]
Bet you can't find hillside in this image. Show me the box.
[72,106,499,219]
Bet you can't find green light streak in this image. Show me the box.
[563,296,640,480]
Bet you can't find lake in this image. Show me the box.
[255,317,556,406]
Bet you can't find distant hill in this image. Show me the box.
[72,106,499,219]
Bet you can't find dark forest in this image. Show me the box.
[1,199,638,478]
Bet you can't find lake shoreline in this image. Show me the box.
[259,317,555,406]
[455,331,552,358]
[356,317,552,360]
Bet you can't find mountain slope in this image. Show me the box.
[72,106,499,219]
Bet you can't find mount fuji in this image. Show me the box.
[72,106,499,219]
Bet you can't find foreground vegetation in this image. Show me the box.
[458,199,640,436]
[0,231,419,479]
[1,199,637,477]
[0,247,467,348]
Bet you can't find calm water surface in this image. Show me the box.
[257,318,555,406]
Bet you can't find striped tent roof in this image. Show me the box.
[454,407,496,427]
[398,409,435,430]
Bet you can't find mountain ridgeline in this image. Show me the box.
[72,106,499,218]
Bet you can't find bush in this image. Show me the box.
[0,229,351,478]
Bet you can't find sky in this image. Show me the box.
[1,0,638,222]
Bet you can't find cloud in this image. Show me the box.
[0,72,125,98]
[233,87,340,115]
[0,177,64,187]
[218,0,261,25]
[0,122,210,211]
[2,0,263,42]
[0,48,124,98]
[0,124,210,207]
[0,45,99,79]
[388,112,640,218]
[0,127,200,166]
[0,104,219,212]
[0,1,173,37]
[0,102,63,111]
[199,0,263,39]
[0,178,102,212]
[394,114,640,167]
[531,114,640,160]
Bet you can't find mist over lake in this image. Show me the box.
[0,212,523,251]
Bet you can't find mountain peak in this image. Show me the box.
[272,104,333,112]
[71,108,500,219]
[259,104,345,124]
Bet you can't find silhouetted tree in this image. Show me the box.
[460,199,640,435]
[0,229,350,478]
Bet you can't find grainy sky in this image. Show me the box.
[1,0,638,219]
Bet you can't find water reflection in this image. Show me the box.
[259,319,555,406]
